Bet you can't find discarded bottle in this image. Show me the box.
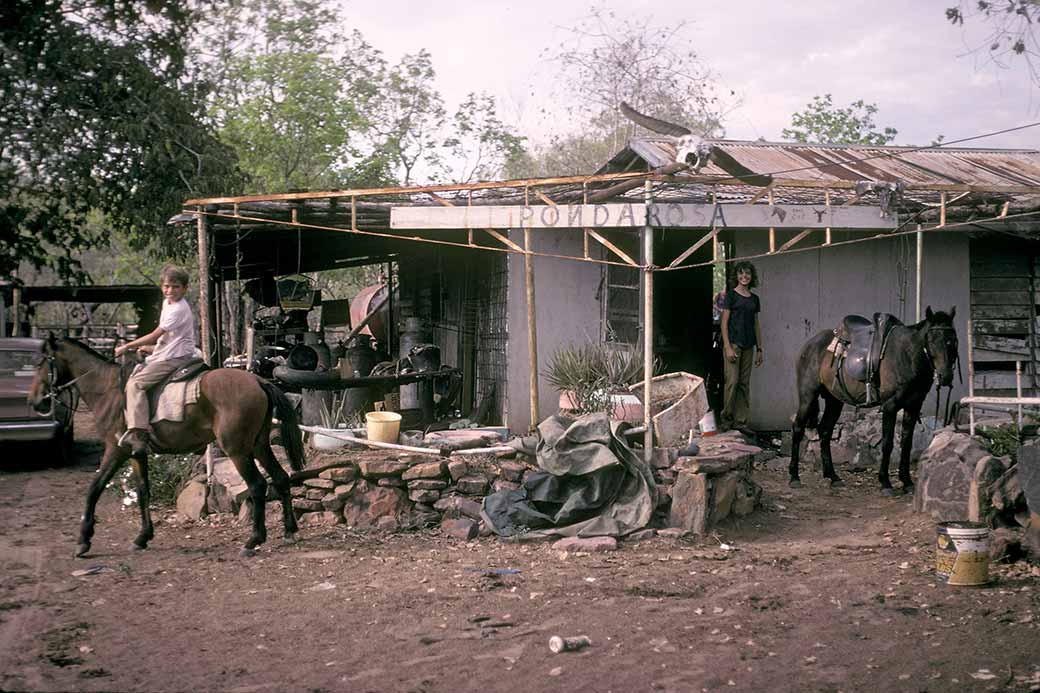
[549,635,592,653]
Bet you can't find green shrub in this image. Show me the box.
[108,453,198,507]
[977,422,1020,462]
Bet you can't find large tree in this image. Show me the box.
[200,1,525,188]
[202,0,392,192]
[519,6,729,176]
[782,94,898,146]
[0,0,240,282]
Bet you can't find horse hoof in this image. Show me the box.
[902,485,915,495]
[283,533,298,546]
[240,548,257,558]
[75,544,90,558]
[829,479,846,488]
[132,543,147,551]
[788,479,802,488]
[880,487,896,497]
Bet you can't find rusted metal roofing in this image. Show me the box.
[611,137,1040,187]
[602,137,1040,210]
[704,139,1040,188]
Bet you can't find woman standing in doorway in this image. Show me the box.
[720,261,763,434]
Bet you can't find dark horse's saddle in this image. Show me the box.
[829,313,901,404]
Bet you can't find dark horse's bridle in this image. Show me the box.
[922,325,961,426]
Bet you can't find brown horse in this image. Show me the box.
[790,307,959,495]
[28,336,305,557]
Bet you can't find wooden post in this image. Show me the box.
[386,261,395,356]
[711,189,719,263]
[10,271,20,337]
[1016,359,1023,431]
[915,223,923,322]
[643,181,655,462]
[825,190,832,245]
[524,186,539,432]
[524,226,539,432]
[213,276,224,366]
[197,206,212,365]
[768,188,776,253]
[967,319,975,436]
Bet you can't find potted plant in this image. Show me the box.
[544,340,657,419]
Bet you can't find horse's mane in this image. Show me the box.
[58,336,118,364]
[907,310,955,331]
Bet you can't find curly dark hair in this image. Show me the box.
[729,261,758,289]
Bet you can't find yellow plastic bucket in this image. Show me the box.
[366,411,402,443]
[936,521,990,586]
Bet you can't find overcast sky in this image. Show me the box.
[345,0,1038,151]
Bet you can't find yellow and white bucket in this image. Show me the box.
[935,521,990,586]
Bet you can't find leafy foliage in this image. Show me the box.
[202,0,391,192]
[0,0,242,281]
[110,454,199,507]
[446,93,527,183]
[519,6,729,176]
[200,1,524,188]
[978,421,1021,462]
[946,1,1040,87]
[782,94,898,146]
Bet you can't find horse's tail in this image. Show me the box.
[259,381,305,471]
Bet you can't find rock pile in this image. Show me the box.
[651,431,764,534]
[914,427,1034,527]
[783,410,940,472]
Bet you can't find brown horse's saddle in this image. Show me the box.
[829,313,901,404]
[146,357,211,424]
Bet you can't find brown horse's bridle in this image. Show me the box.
[37,353,87,415]
[922,325,961,425]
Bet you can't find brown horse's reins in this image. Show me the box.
[39,354,94,415]
[922,326,961,426]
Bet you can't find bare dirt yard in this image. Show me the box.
[1,415,1039,693]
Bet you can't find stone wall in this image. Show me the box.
[180,433,768,538]
[179,449,530,540]
[652,431,765,535]
[783,410,940,472]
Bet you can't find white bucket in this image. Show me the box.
[936,521,990,586]
[699,410,718,437]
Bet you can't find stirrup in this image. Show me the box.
[117,429,149,457]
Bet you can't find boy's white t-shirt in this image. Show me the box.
[146,298,196,363]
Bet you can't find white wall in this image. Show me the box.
[505,228,603,432]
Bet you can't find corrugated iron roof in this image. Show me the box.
[606,136,1040,184]
[702,139,1040,188]
[601,137,1040,208]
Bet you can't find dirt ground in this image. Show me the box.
[1,414,1039,693]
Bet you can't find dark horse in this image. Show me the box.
[28,336,305,557]
[790,307,959,495]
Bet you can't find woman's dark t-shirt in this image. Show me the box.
[723,290,760,348]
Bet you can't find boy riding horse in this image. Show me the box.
[114,264,197,458]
